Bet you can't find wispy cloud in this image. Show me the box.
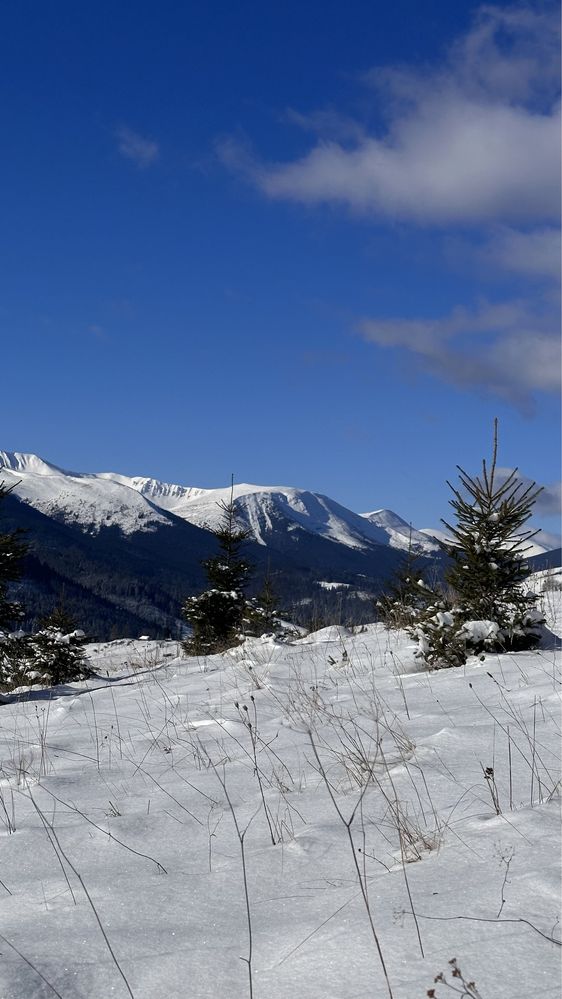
[481,227,560,282]
[283,107,366,143]
[115,126,159,168]
[358,299,561,410]
[221,4,560,225]
[494,471,561,549]
[219,3,561,409]
[253,106,558,225]
[494,470,562,517]
[535,482,562,518]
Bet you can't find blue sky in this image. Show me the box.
[1,1,560,536]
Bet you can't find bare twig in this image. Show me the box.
[308,732,394,999]
[496,845,514,918]
[0,932,64,999]
[202,747,256,999]
[403,909,561,946]
[37,784,167,873]
[26,787,136,999]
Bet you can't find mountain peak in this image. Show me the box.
[0,450,66,477]
[0,450,173,535]
[361,508,440,552]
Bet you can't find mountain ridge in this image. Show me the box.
[1,450,554,558]
[1,450,556,639]
[0,450,442,555]
[0,450,427,637]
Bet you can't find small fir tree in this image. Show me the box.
[411,599,467,670]
[377,534,433,630]
[244,567,284,637]
[29,606,87,686]
[182,485,253,655]
[415,421,545,668]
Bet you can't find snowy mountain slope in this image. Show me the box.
[419,526,452,546]
[98,471,210,508]
[0,485,221,637]
[0,452,414,637]
[74,465,442,556]
[361,508,440,553]
[133,481,404,552]
[104,478,414,601]
[0,451,173,535]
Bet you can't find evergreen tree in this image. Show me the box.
[29,606,87,686]
[244,567,284,637]
[377,534,433,630]
[415,421,545,667]
[411,598,467,670]
[182,486,253,655]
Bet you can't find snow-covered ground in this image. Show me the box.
[0,599,560,998]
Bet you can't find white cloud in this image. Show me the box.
[226,4,560,226]
[493,471,561,518]
[358,298,561,408]
[116,126,159,168]
[218,4,561,409]
[482,226,561,281]
[443,3,560,105]
[257,103,559,225]
[536,482,562,518]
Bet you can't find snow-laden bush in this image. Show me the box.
[183,588,245,655]
[377,534,442,645]
[242,572,289,639]
[29,621,87,686]
[412,601,466,669]
[412,599,544,670]
[0,610,87,691]
[0,630,34,689]
[377,555,434,631]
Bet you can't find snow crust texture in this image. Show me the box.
[0,602,560,998]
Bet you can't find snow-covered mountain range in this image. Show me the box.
[2,448,558,571]
[1,450,557,639]
[0,450,443,555]
[1,450,555,557]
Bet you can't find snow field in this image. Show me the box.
[0,620,560,998]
